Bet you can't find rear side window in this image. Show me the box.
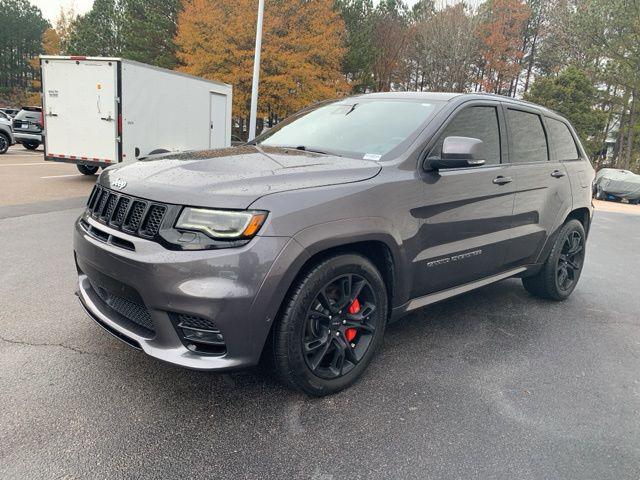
[430,106,501,165]
[546,117,579,160]
[507,109,548,163]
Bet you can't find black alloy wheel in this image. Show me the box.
[272,253,387,396]
[522,219,586,301]
[303,273,377,379]
[556,230,584,293]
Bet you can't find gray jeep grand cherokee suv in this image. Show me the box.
[75,92,594,395]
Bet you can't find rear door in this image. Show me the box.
[43,58,118,163]
[503,106,572,267]
[412,101,516,297]
[546,116,594,211]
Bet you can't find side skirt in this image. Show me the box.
[390,266,527,321]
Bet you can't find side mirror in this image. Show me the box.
[426,136,487,170]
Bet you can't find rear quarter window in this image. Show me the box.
[507,109,548,163]
[546,117,579,160]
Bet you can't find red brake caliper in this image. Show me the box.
[345,298,360,342]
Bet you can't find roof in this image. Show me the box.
[353,91,561,118]
[357,91,461,101]
[39,55,231,89]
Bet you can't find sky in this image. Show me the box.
[30,0,94,23]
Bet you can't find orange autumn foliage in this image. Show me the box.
[175,0,348,121]
[477,0,530,94]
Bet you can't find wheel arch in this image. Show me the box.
[566,207,591,235]
[289,240,397,314]
[532,206,592,268]
[251,223,408,362]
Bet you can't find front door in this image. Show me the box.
[209,92,227,148]
[412,102,516,297]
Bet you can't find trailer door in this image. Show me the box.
[43,59,119,163]
[209,92,227,148]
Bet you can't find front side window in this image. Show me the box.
[428,106,501,165]
[507,109,548,163]
[257,99,446,159]
[546,117,579,160]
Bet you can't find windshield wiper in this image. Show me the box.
[291,145,341,157]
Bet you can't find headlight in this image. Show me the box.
[175,207,267,239]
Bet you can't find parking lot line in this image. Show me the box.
[0,162,63,167]
[40,174,83,179]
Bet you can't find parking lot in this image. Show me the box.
[1,146,639,479]
[0,146,96,215]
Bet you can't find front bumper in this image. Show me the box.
[74,215,304,371]
[14,132,42,143]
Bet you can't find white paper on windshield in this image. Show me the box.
[363,153,382,160]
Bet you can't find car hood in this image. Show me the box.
[100,146,381,209]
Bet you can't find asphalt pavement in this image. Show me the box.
[0,162,639,479]
[0,145,96,210]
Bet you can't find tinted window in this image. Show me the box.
[547,117,579,160]
[258,99,445,159]
[507,109,548,163]
[15,110,40,121]
[429,106,501,165]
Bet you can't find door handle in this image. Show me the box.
[46,112,58,117]
[492,176,513,185]
[551,170,565,178]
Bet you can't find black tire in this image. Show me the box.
[522,219,586,301]
[23,141,39,150]
[272,254,388,396]
[77,164,99,175]
[0,133,9,154]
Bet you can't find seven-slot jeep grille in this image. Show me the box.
[86,185,168,239]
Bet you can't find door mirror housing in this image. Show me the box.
[426,136,487,170]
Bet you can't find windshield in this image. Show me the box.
[257,99,445,159]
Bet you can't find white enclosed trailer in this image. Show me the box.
[41,56,232,169]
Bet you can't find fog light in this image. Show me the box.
[182,328,225,345]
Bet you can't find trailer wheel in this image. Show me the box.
[77,164,99,175]
[23,141,39,150]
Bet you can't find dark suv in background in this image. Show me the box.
[74,92,594,395]
[13,106,44,150]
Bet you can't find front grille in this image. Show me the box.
[93,283,155,335]
[124,201,146,232]
[141,205,166,237]
[86,185,169,240]
[112,197,130,225]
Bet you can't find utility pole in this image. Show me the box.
[248,0,265,141]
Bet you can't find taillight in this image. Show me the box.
[117,114,122,135]
[39,111,44,129]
